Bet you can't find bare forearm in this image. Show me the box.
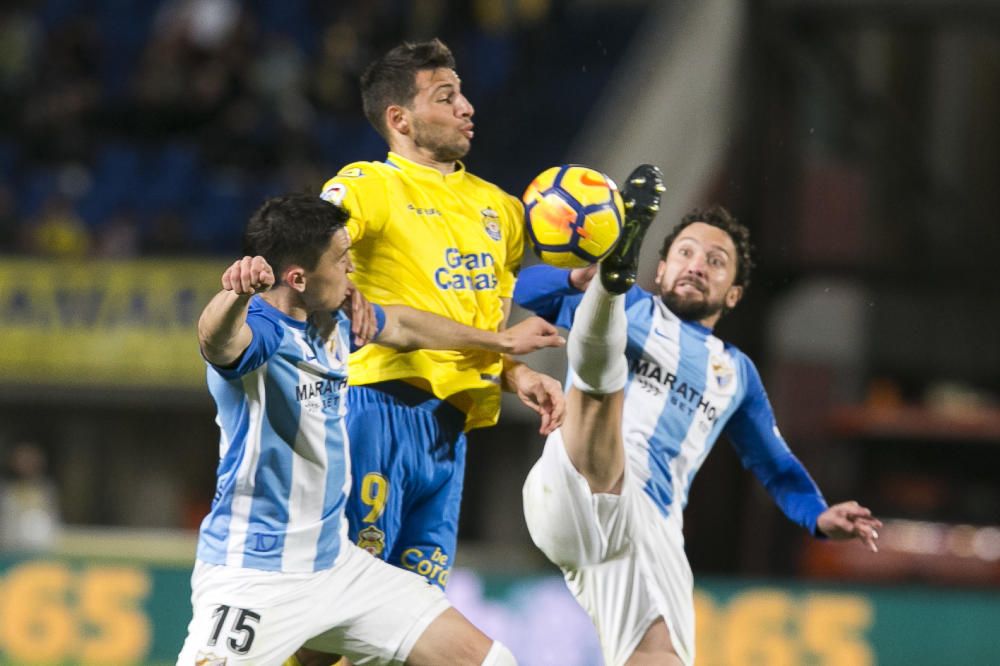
[198,290,254,365]
[378,305,504,352]
[500,356,527,393]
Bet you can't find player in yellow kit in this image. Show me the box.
[292,38,564,666]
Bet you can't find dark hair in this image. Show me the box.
[360,38,456,139]
[658,205,754,289]
[242,194,349,274]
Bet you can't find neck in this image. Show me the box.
[390,143,457,177]
[260,288,308,322]
[698,312,721,329]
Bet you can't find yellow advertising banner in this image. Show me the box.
[0,258,221,388]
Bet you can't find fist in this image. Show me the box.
[222,256,275,295]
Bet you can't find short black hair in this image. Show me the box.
[658,205,754,289]
[360,38,456,140]
[242,194,349,274]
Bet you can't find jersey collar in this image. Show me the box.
[252,295,308,330]
[385,151,467,184]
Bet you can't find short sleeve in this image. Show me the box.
[320,163,390,243]
[209,308,285,379]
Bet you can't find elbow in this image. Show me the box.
[196,321,213,353]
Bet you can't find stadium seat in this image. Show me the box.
[137,142,202,216]
[188,175,252,254]
[77,143,143,227]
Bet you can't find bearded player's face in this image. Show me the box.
[406,68,475,162]
[655,222,742,324]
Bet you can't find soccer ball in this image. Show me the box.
[522,165,624,268]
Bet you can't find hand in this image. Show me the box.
[505,364,565,435]
[346,281,377,346]
[569,265,597,291]
[222,256,274,295]
[498,317,565,355]
[816,501,883,552]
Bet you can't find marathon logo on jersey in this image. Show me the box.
[400,546,450,587]
[195,651,227,666]
[357,525,385,556]
[295,378,347,411]
[434,248,498,291]
[320,182,348,206]
[629,357,722,423]
[338,167,364,178]
[481,208,501,241]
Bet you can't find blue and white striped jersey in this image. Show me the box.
[197,297,368,573]
[514,265,828,534]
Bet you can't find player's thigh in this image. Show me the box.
[302,543,451,665]
[345,401,405,560]
[522,429,631,569]
[560,385,625,491]
[404,607,493,666]
[630,502,696,664]
[387,438,465,588]
[626,618,684,666]
[566,554,673,666]
[176,563,322,665]
[345,387,463,567]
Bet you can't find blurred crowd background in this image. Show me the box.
[0,0,637,256]
[1,0,999,663]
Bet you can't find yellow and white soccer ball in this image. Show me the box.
[522,165,624,268]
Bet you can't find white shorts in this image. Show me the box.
[522,430,695,666]
[176,542,450,665]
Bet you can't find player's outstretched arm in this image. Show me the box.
[501,360,565,435]
[496,317,568,355]
[198,256,274,366]
[376,306,566,354]
[816,501,883,552]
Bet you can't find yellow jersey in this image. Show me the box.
[320,152,525,431]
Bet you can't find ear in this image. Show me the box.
[725,284,743,309]
[654,260,666,286]
[283,265,307,293]
[386,104,409,136]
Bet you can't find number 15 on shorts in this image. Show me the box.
[208,605,261,655]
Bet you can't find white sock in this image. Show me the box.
[482,640,517,666]
[567,276,628,394]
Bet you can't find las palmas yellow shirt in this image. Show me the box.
[321,152,525,430]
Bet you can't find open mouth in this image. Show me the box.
[674,280,707,295]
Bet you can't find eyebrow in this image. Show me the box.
[676,236,732,258]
